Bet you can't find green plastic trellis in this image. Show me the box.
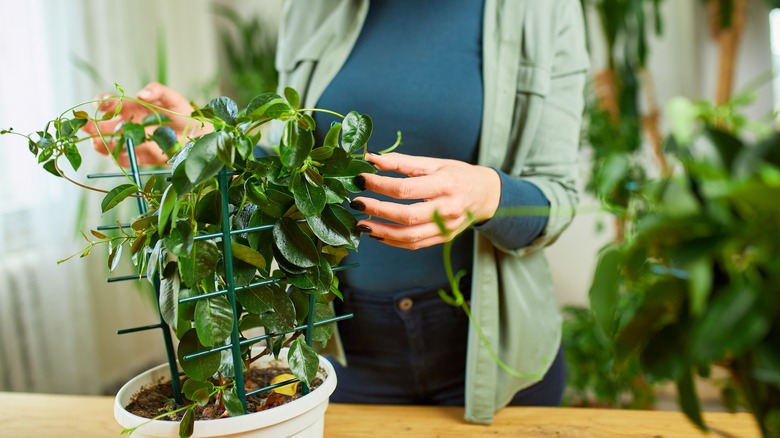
[92,139,354,412]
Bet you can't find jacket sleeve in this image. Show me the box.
[485,0,589,256]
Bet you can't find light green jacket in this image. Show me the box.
[272,0,589,424]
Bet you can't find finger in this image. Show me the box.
[369,233,451,251]
[361,172,448,200]
[365,152,445,177]
[357,217,463,243]
[351,196,462,225]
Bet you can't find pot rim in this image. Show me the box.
[114,347,336,436]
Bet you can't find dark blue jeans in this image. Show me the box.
[328,287,566,406]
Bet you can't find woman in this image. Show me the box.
[86,0,588,424]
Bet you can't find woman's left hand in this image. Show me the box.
[351,152,501,250]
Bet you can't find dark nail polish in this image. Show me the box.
[354,175,366,191]
[350,199,366,211]
[356,224,372,233]
[369,235,384,241]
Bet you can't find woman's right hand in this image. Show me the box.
[82,82,207,166]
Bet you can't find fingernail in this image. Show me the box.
[350,200,366,212]
[137,89,152,99]
[356,224,372,233]
[354,175,366,191]
[369,235,384,241]
[367,152,379,156]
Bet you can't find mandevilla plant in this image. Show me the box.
[1,85,394,436]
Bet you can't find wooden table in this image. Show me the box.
[0,391,761,437]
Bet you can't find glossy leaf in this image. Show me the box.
[288,287,310,322]
[101,184,137,213]
[311,302,336,345]
[159,261,181,329]
[246,93,286,118]
[237,283,275,314]
[194,296,234,347]
[108,241,123,272]
[291,172,326,217]
[340,111,372,154]
[185,131,227,186]
[179,240,221,287]
[205,96,238,126]
[288,338,318,386]
[231,241,266,270]
[280,121,313,169]
[222,387,245,416]
[180,408,195,438]
[284,87,300,109]
[166,220,195,257]
[273,217,318,268]
[323,122,342,149]
[322,204,360,249]
[182,379,214,406]
[177,329,220,381]
[194,190,222,226]
[158,185,177,236]
[151,126,177,152]
[58,118,87,138]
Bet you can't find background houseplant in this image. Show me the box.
[1,85,383,437]
[588,96,780,437]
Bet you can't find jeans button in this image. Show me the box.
[398,297,413,311]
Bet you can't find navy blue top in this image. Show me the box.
[312,0,549,295]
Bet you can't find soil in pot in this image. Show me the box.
[125,366,325,421]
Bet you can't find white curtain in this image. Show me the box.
[0,0,221,394]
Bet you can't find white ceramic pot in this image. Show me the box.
[114,349,336,438]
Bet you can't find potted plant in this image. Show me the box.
[1,85,387,437]
[588,97,780,437]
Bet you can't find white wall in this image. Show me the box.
[548,0,774,306]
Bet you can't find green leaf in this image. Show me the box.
[141,113,172,127]
[205,96,238,126]
[108,241,123,272]
[311,302,336,345]
[246,93,285,117]
[166,220,195,257]
[179,240,221,287]
[284,87,300,109]
[677,368,707,430]
[310,146,335,162]
[280,121,313,169]
[288,287,310,322]
[58,118,87,138]
[323,122,342,149]
[177,329,220,381]
[151,126,177,152]
[291,172,326,217]
[194,296,234,347]
[273,217,318,268]
[182,379,214,406]
[258,286,297,333]
[340,111,373,154]
[180,408,195,438]
[101,184,137,213]
[122,122,146,149]
[315,257,334,294]
[322,179,350,204]
[64,143,82,171]
[588,246,621,337]
[158,185,177,236]
[231,241,266,269]
[159,261,181,329]
[691,285,770,363]
[288,338,319,386]
[705,126,743,171]
[237,283,275,314]
[320,204,360,249]
[324,159,376,192]
[194,190,222,226]
[222,387,245,416]
[42,159,59,177]
[687,259,712,317]
[185,131,227,186]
